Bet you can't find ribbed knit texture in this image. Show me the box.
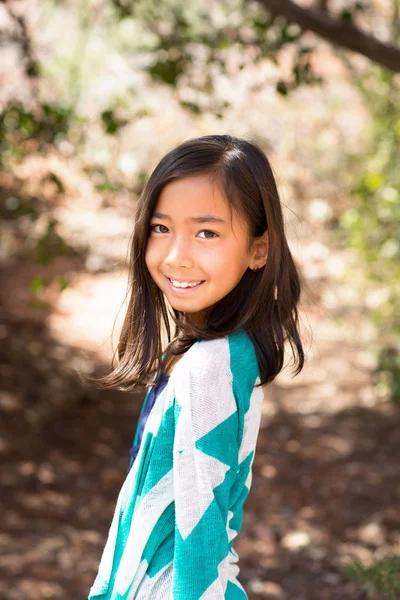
[88,328,264,600]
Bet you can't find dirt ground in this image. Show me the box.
[1,232,399,600]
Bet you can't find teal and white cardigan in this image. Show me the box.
[88,327,264,600]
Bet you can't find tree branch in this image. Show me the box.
[251,0,400,73]
[1,0,38,78]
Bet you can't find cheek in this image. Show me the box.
[208,245,248,276]
[144,241,156,271]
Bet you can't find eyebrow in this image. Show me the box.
[151,211,226,224]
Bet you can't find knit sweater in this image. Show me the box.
[88,327,264,600]
[127,370,170,473]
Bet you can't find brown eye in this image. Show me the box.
[198,230,218,239]
[150,224,168,233]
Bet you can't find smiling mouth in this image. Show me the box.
[165,276,205,291]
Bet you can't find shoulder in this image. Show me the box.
[174,328,259,390]
[174,335,231,386]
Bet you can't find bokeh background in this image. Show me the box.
[1,1,400,599]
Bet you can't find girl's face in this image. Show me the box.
[145,174,264,326]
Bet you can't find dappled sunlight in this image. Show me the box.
[1,1,399,599]
[49,272,128,363]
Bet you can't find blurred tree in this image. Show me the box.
[0,0,399,410]
[107,0,400,100]
[255,0,400,72]
[337,18,400,406]
[2,0,400,110]
[1,5,399,597]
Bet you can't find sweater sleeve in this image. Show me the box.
[171,340,240,600]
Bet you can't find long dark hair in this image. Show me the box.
[83,134,306,390]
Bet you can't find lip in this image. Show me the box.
[165,275,205,293]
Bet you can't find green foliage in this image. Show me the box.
[133,168,150,197]
[339,2,367,23]
[339,69,400,404]
[109,0,323,101]
[277,46,323,95]
[43,172,65,194]
[34,219,80,266]
[0,102,73,164]
[1,195,40,221]
[148,56,185,87]
[110,0,134,19]
[100,109,129,134]
[84,166,122,194]
[1,0,396,333]
[377,345,400,404]
[343,554,400,599]
[30,274,70,295]
[29,276,45,293]
[0,102,72,142]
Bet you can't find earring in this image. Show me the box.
[252,266,260,272]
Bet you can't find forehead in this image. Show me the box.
[154,175,231,218]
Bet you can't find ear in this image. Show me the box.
[250,229,269,270]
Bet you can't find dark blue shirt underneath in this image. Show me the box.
[127,370,170,473]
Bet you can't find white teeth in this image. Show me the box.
[170,279,202,288]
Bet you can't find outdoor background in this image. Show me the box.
[1,1,400,599]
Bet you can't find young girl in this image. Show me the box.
[86,134,304,600]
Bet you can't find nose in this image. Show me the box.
[164,234,194,269]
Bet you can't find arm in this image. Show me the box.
[171,340,240,600]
